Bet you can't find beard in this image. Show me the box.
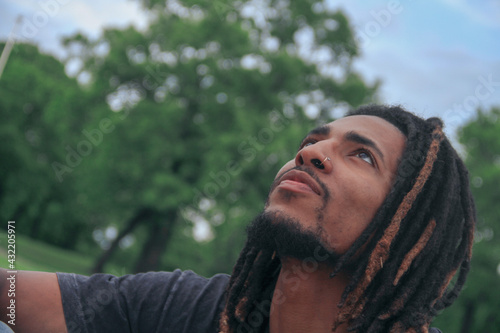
[245,210,341,267]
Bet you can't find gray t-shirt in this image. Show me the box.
[57,269,443,333]
[57,269,229,333]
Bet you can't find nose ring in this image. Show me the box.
[320,157,330,166]
[312,156,330,169]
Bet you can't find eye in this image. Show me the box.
[298,138,317,151]
[355,150,375,166]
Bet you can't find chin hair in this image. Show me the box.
[245,210,341,267]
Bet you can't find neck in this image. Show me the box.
[269,257,350,333]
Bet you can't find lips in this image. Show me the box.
[275,169,322,196]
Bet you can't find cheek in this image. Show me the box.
[330,178,387,229]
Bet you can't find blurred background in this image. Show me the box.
[0,0,499,331]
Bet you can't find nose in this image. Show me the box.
[295,144,332,172]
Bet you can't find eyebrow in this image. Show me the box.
[298,125,331,150]
[300,125,330,143]
[344,131,384,160]
[307,125,331,137]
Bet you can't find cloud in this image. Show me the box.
[59,0,149,38]
[352,39,500,141]
[0,0,149,59]
[440,0,500,28]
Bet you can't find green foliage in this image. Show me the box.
[0,42,87,249]
[2,3,498,330]
[0,231,125,275]
[432,107,500,332]
[1,1,378,274]
[51,0,379,274]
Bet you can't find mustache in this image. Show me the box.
[268,165,330,202]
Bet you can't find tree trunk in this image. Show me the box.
[459,299,475,333]
[30,195,53,239]
[133,209,177,273]
[11,200,29,223]
[91,207,157,273]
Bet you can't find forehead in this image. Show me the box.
[326,115,404,138]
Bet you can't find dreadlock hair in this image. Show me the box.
[219,104,476,333]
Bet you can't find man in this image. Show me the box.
[0,105,475,332]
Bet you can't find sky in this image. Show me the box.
[1,0,499,141]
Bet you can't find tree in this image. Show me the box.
[58,0,379,273]
[0,42,88,249]
[432,107,500,332]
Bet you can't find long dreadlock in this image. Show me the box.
[219,105,476,333]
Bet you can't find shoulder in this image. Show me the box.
[430,328,443,333]
[57,269,230,333]
[58,269,229,299]
[57,269,231,314]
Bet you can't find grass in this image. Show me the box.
[0,231,101,275]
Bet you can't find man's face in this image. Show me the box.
[264,115,406,255]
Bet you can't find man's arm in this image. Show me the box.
[0,268,67,333]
